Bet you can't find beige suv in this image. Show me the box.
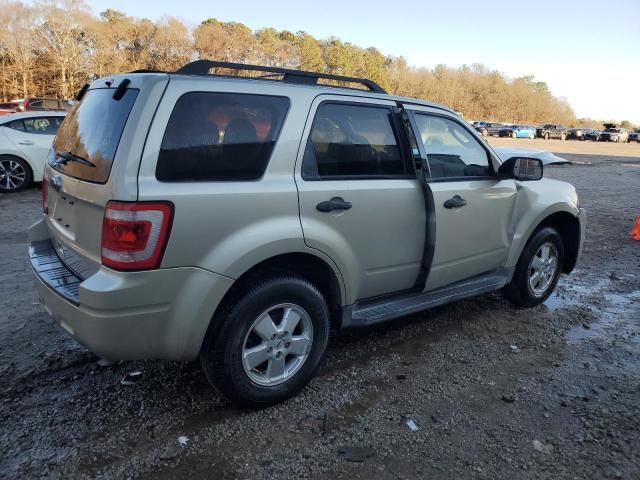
[29,61,585,406]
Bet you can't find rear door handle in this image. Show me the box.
[444,195,467,209]
[316,197,352,212]
[18,140,34,145]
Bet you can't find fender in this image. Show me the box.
[197,216,348,305]
[505,178,580,268]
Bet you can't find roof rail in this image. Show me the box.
[173,60,387,94]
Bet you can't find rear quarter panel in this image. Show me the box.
[137,78,346,300]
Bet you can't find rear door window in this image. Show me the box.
[301,102,409,179]
[22,117,62,135]
[156,92,289,182]
[5,120,25,132]
[52,88,138,183]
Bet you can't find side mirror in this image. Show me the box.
[499,157,543,181]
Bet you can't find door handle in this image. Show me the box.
[316,197,352,212]
[18,140,34,145]
[444,195,467,209]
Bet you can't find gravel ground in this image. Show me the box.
[1,143,639,479]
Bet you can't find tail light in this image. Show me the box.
[101,201,173,271]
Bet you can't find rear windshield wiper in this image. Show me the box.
[55,151,96,168]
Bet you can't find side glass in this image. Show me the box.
[413,114,491,179]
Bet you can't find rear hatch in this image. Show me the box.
[43,74,168,277]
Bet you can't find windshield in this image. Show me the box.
[52,88,138,183]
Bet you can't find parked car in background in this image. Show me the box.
[499,125,536,139]
[16,98,70,112]
[30,61,585,406]
[567,128,599,141]
[584,129,601,141]
[0,101,23,116]
[0,111,66,193]
[628,130,640,143]
[536,124,568,140]
[474,122,505,136]
[599,127,628,143]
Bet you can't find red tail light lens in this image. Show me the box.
[101,201,173,271]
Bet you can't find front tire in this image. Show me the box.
[503,227,564,308]
[0,156,31,193]
[200,276,330,407]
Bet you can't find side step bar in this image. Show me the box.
[344,269,513,328]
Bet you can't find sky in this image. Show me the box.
[88,0,640,124]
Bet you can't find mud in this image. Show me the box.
[1,151,639,479]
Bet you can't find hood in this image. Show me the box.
[493,147,571,166]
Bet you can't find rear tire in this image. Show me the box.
[200,276,330,407]
[0,156,31,193]
[503,227,564,308]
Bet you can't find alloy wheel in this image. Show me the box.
[528,241,559,297]
[0,159,26,191]
[242,303,313,386]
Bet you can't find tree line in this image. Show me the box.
[0,0,630,128]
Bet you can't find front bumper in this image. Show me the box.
[576,208,587,267]
[29,219,233,361]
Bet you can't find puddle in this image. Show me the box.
[566,290,640,343]
[544,275,612,311]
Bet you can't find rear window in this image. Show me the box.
[156,92,289,182]
[52,88,138,183]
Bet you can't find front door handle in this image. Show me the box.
[444,195,467,209]
[18,140,34,145]
[316,197,352,212]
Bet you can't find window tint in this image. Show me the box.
[157,92,289,182]
[413,114,491,179]
[5,120,25,132]
[20,117,63,135]
[52,88,138,183]
[302,103,408,179]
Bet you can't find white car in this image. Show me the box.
[0,111,65,193]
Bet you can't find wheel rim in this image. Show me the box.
[0,159,26,190]
[528,242,558,297]
[242,303,313,387]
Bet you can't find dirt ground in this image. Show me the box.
[1,139,639,479]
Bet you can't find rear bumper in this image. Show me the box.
[29,219,233,361]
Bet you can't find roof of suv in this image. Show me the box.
[88,60,457,117]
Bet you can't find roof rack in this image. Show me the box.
[173,60,387,94]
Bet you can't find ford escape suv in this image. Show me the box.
[30,60,586,407]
